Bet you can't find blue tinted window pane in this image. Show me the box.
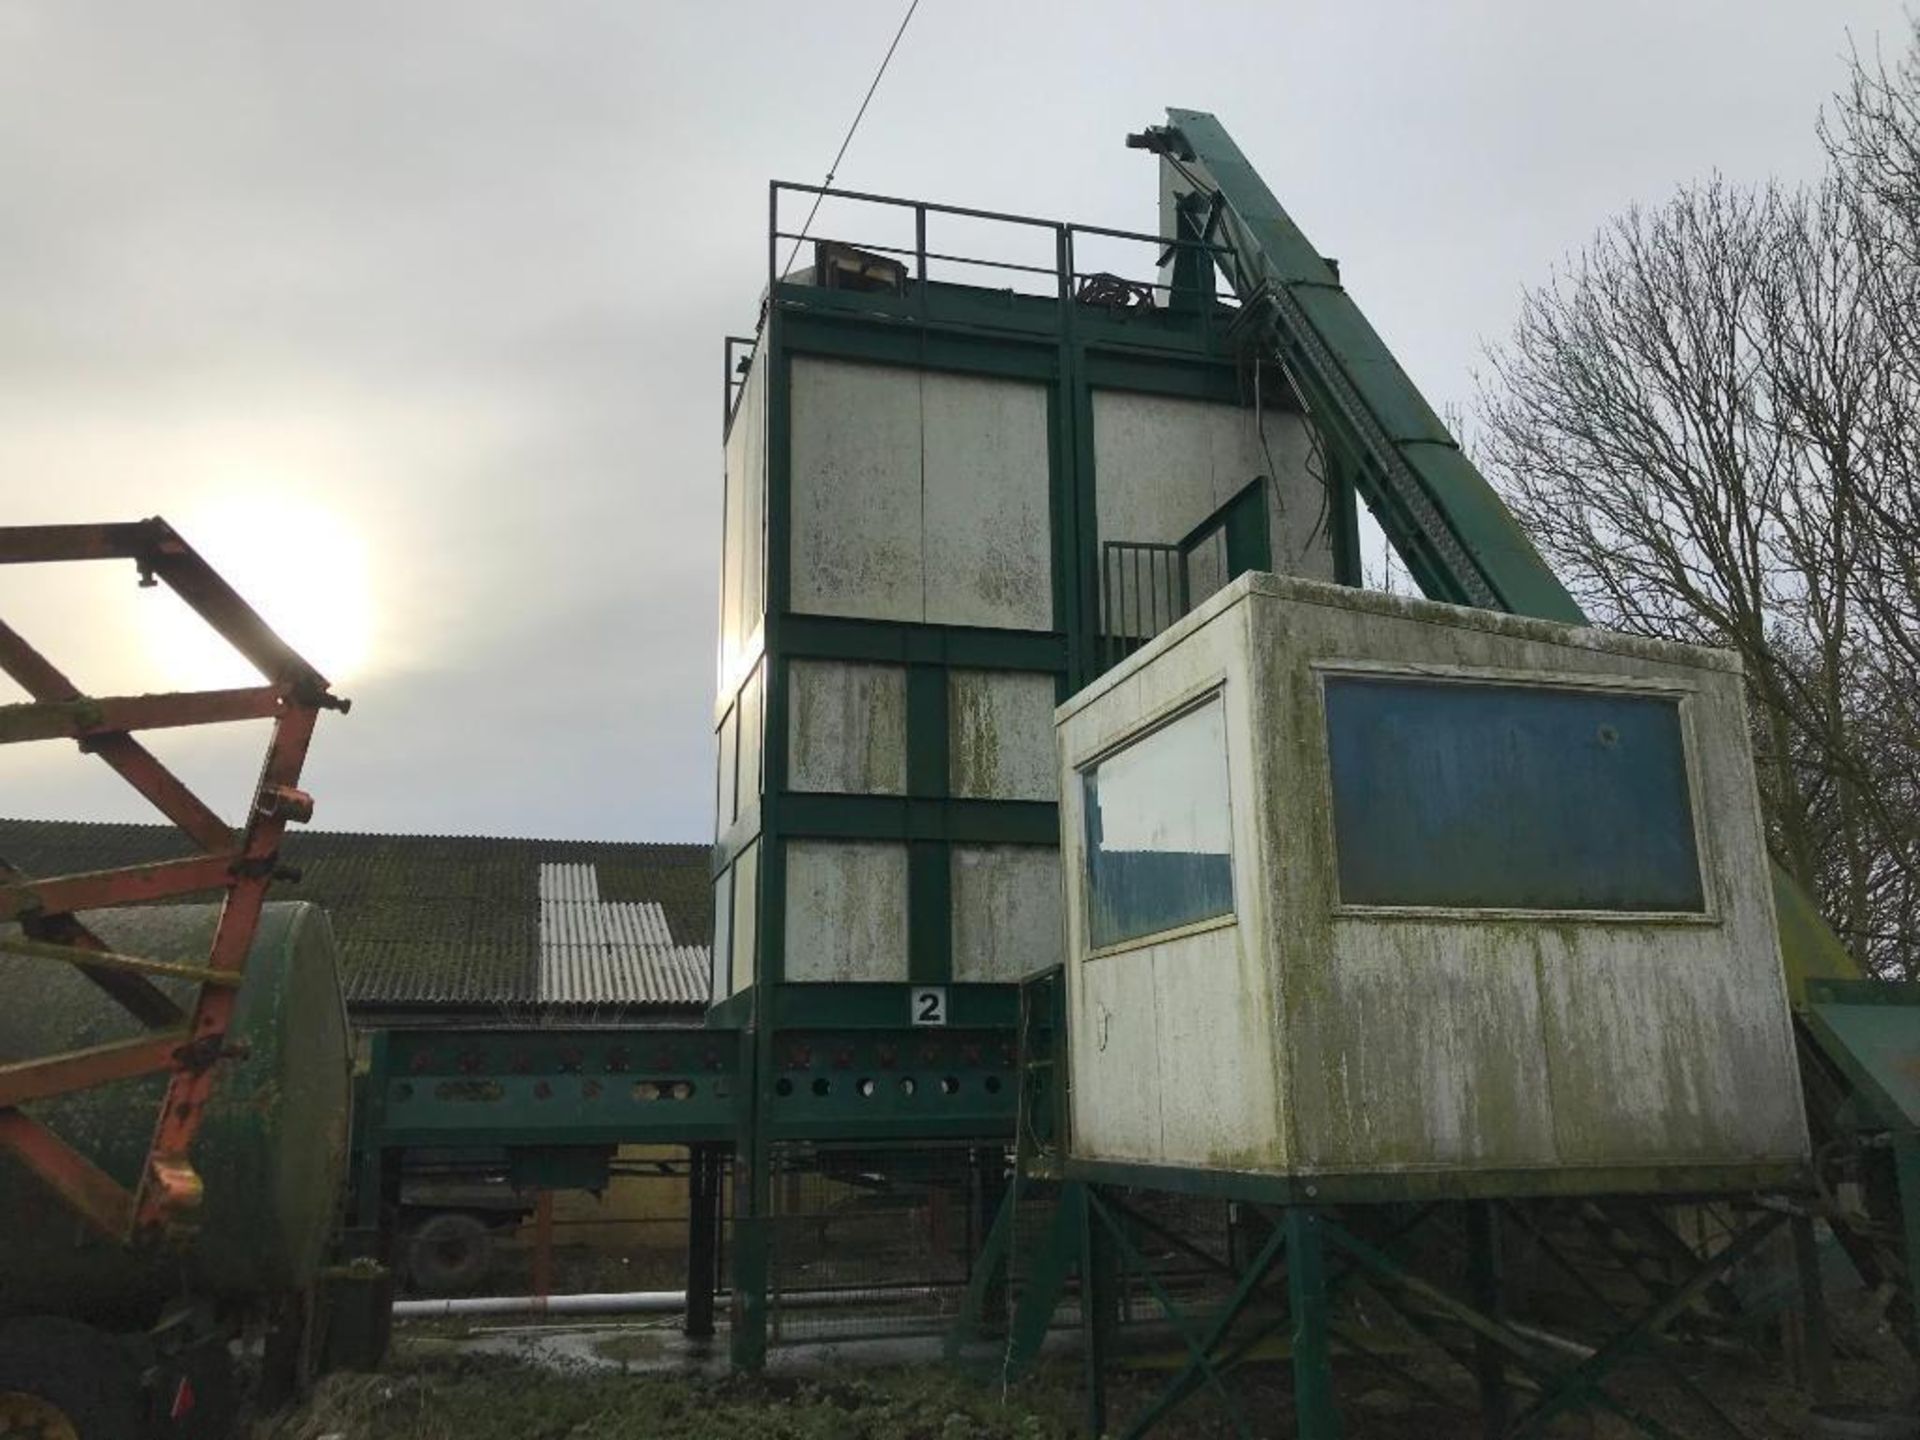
[1082,698,1234,949]
[1324,678,1704,912]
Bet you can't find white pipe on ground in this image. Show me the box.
[394,1291,684,1318]
[393,1285,945,1320]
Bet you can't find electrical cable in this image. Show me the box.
[780,0,924,281]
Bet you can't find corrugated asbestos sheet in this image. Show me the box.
[0,818,712,1015]
[537,863,709,1005]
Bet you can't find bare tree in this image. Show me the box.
[1475,28,1920,976]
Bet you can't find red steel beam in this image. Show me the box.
[1,516,344,1238]
[0,854,240,923]
[0,685,285,745]
[0,1032,184,1109]
[134,702,320,1229]
[0,1110,135,1238]
[0,520,157,565]
[0,619,234,850]
[138,522,329,692]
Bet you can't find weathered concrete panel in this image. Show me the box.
[729,841,758,997]
[1090,390,1333,615]
[736,659,764,818]
[1070,949,1162,1162]
[1151,925,1283,1171]
[949,669,1057,802]
[951,845,1062,983]
[714,700,738,834]
[784,840,909,983]
[789,357,924,623]
[720,353,768,680]
[923,372,1053,631]
[1055,572,1808,1192]
[788,659,908,795]
[1057,595,1288,1177]
[711,869,732,1002]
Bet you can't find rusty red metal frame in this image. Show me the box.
[0,517,347,1239]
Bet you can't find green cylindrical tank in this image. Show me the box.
[0,902,351,1325]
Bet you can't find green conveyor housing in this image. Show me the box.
[1135,107,1862,1003]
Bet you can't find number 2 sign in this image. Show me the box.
[910,986,947,1027]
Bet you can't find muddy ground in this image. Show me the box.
[254,1315,1916,1440]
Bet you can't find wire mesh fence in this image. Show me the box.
[767,1142,1005,1343]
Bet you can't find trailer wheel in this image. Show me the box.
[0,1318,142,1439]
[405,1211,494,1294]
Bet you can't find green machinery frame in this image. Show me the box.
[1797,979,1920,1347]
[940,111,1884,1438]
[349,113,1891,1427]
[713,177,1365,1369]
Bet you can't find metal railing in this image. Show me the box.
[1101,540,1189,674]
[767,181,1243,322]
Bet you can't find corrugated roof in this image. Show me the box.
[537,863,709,1005]
[0,819,712,1015]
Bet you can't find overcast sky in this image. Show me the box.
[0,0,1908,844]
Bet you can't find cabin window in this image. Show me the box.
[1323,675,1705,913]
[1081,695,1235,949]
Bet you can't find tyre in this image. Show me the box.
[404,1211,494,1294]
[0,1317,144,1439]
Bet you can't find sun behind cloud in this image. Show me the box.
[135,496,377,691]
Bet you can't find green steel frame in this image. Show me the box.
[716,179,1360,1369]
[954,967,1810,1440]
[1128,109,1857,1006]
[1797,979,1920,1349]
[943,110,1864,1436]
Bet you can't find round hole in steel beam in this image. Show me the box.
[857,1078,876,1098]
[811,1077,831,1098]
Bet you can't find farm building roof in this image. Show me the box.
[0,818,713,1023]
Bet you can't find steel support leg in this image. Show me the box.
[1467,1201,1510,1438]
[1894,1134,1920,1354]
[1790,1214,1834,1405]
[973,1145,1010,1335]
[730,1161,771,1369]
[1081,1187,1118,1440]
[685,1144,722,1340]
[1285,1208,1341,1440]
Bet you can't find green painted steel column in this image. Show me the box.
[1790,1213,1835,1404]
[1285,1208,1341,1440]
[685,1144,721,1341]
[1894,1134,1920,1352]
[1080,1185,1116,1440]
[1466,1202,1509,1437]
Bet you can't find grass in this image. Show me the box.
[257,1357,1080,1440]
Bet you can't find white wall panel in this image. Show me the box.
[923,372,1053,630]
[789,357,924,622]
[1090,389,1333,602]
[952,845,1062,982]
[715,700,739,833]
[949,669,1058,801]
[720,355,768,679]
[736,660,764,818]
[788,659,908,795]
[711,869,733,1002]
[790,358,1054,630]
[729,841,759,997]
[783,840,909,983]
